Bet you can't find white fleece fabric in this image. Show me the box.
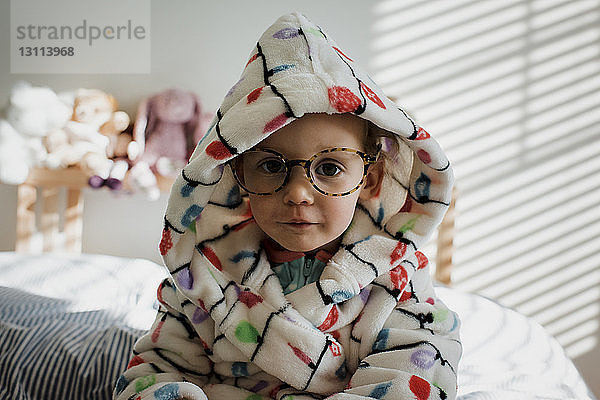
[114,12,461,400]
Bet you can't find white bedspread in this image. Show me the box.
[438,286,596,400]
[0,252,595,400]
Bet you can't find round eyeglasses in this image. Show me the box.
[230,147,379,197]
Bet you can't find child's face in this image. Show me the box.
[246,113,382,253]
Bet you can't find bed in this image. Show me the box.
[0,170,596,400]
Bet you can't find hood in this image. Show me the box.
[162,11,453,269]
[158,12,453,391]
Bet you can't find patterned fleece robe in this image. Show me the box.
[114,12,462,400]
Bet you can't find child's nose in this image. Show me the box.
[282,167,314,205]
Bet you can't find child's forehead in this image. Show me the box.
[255,112,367,154]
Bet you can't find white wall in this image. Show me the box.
[0,1,374,114]
[1,0,598,396]
[0,0,375,263]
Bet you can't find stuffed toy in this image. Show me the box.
[0,81,72,185]
[99,106,133,159]
[100,124,140,192]
[129,88,212,199]
[44,88,132,190]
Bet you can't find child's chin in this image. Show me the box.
[282,243,317,253]
[276,238,321,253]
[279,236,341,254]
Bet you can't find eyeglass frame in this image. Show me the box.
[229,146,381,197]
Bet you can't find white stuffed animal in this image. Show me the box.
[0,81,72,185]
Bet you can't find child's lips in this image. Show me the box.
[280,219,317,229]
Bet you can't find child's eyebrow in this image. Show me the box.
[249,146,343,157]
[249,146,277,153]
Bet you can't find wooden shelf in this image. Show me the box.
[25,167,89,188]
[15,166,175,254]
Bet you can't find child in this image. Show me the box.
[114,12,461,400]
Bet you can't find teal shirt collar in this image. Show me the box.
[262,238,333,295]
[271,256,327,295]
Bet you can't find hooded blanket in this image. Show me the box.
[115,12,461,400]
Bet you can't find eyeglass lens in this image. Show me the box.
[232,150,367,195]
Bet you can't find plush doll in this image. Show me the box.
[0,81,72,185]
[129,88,212,199]
[99,124,139,192]
[99,106,133,159]
[45,88,132,190]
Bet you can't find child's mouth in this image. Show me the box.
[281,220,316,229]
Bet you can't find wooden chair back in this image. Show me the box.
[435,187,457,286]
[16,167,88,253]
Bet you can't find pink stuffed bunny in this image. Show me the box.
[129,88,212,199]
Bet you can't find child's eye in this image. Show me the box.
[314,162,343,177]
[258,159,286,174]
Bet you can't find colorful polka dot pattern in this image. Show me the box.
[205,140,231,160]
[411,349,437,370]
[317,305,339,331]
[288,342,314,368]
[410,375,432,400]
[247,87,263,104]
[328,86,362,113]
[360,82,385,109]
[273,27,300,39]
[145,12,459,400]
[263,113,289,134]
[200,246,222,271]
[135,375,156,393]
[154,383,180,400]
[159,228,172,256]
[369,382,392,399]
[238,290,263,308]
[235,321,260,343]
